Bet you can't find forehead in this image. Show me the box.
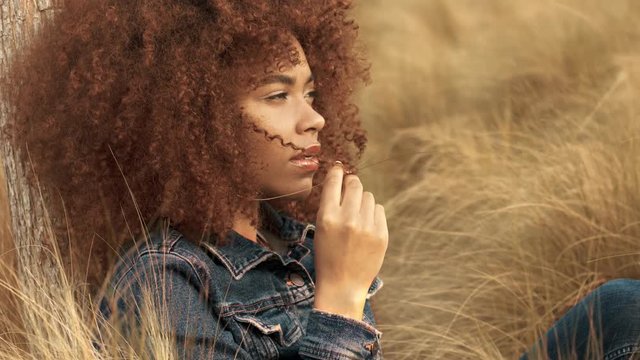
[255,64,313,92]
[289,39,308,63]
[262,39,309,74]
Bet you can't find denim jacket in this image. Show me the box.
[97,201,384,359]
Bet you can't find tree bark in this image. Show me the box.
[0,0,61,306]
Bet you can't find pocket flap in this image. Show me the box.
[233,307,303,347]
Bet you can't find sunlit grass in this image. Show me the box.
[0,162,185,359]
[357,0,640,358]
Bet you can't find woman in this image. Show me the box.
[1,0,386,358]
[3,0,639,359]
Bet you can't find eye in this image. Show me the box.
[305,90,318,103]
[265,92,288,101]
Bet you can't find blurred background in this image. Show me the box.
[3,0,640,358]
[354,0,640,358]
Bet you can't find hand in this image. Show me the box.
[312,161,389,321]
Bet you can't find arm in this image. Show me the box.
[100,253,252,360]
[298,276,384,360]
[299,161,388,360]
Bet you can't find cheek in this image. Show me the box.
[247,133,288,173]
[252,122,294,156]
[241,108,297,167]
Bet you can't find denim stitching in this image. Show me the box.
[200,241,280,280]
[112,250,205,296]
[298,347,355,360]
[288,258,316,287]
[233,253,280,279]
[165,228,184,251]
[223,296,289,316]
[604,344,640,360]
[111,247,154,292]
[234,312,302,348]
[312,309,383,339]
[112,228,181,291]
[297,224,315,245]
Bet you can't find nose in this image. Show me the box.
[297,101,325,134]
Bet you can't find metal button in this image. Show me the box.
[365,341,379,356]
[286,272,305,287]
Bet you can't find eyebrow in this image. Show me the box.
[257,74,314,86]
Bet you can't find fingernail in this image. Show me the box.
[334,160,344,167]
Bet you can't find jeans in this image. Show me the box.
[519,279,640,360]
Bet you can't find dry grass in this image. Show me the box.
[0,162,23,353]
[2,0,640,358]
[0,162,184,359]
[355,0,640,358]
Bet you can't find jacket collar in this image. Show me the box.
[200,201,315,280]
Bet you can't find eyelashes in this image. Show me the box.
[266,92,288,101]
[264,90,317,102]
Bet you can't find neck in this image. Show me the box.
[232,203,260,242]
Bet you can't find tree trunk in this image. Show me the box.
[0,0,60,321]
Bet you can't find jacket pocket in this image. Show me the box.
[233,306,304,348]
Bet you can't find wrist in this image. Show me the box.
[313,285,367,321]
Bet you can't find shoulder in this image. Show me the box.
[106,226,219,296]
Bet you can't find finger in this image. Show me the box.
[341,174,363,215]
[360,192,376,229]
[374,204,388,241]
[319,161,345,211]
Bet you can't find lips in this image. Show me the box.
[289,143,321,172]
[290,143,321,160]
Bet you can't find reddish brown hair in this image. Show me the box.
[0,0,369,292]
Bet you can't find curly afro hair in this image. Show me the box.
[0,0,370,292]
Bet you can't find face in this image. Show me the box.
[238,39,326,202]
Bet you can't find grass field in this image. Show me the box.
[2,0,640,358]
[356,1,640,358]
